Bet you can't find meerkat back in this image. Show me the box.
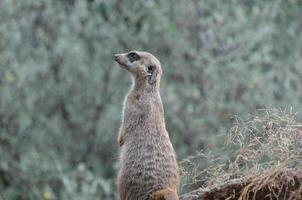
[114,51,180,200]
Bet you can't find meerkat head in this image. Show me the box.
[114,51,162,89]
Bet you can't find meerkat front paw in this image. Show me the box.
[118,134,125,146]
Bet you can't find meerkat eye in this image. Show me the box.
[147,65,155,73]
[127,52,140,63]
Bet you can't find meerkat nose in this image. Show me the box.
[114,54,119,61]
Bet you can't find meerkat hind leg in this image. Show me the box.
[150,188,179,200]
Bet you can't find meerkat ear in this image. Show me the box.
[147,65,157,85]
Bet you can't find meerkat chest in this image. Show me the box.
[123,93,156,120]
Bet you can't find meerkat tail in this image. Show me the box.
[150,188,179,200]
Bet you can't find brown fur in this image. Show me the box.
[114,51,180,200]
[150,188,179,200]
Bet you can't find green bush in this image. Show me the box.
[0,0,301,199]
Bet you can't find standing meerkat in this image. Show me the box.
[114,51,180,200]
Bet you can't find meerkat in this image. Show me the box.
[114,51,180,200]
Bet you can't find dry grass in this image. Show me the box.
[180,108,302,199]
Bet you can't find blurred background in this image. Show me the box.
[0,0,302,199]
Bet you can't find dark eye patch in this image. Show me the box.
[127,52,140,63]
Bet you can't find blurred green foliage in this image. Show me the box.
[0,0,302,199]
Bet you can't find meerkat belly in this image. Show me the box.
[119,131,178,199]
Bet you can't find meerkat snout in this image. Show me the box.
[114,54,128,69]
[114,50,162,87]
[113,54,119,62]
